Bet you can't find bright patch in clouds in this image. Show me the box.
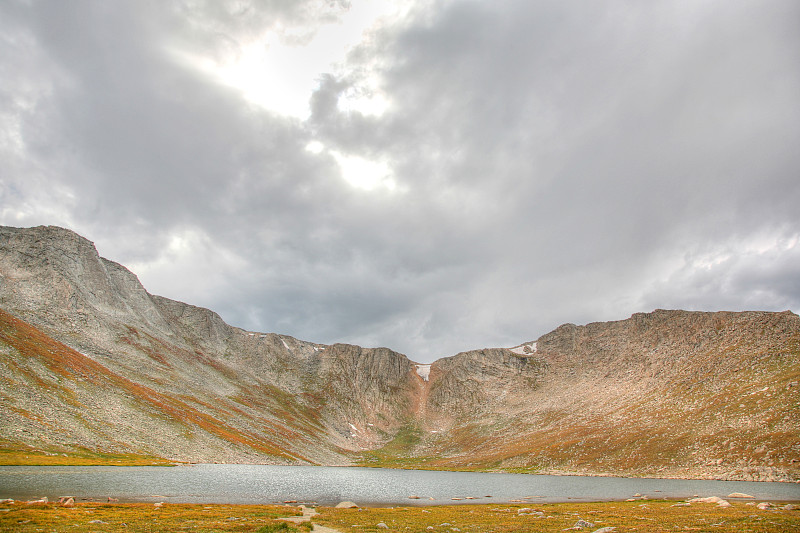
[330,150,398,192]
[307,141,400,192]
[305,140,325,154]
[176,1,405,118]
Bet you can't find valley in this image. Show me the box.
[0,225,798,482]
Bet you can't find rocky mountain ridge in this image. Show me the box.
[1,225,798,482]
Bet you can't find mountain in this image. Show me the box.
[0,225,798,482]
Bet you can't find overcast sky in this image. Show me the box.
[2,1,799,362]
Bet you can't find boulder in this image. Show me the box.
[728,493,754,499]
[58,497,75,507]
[335,501,359,509]
[689,496,730,507]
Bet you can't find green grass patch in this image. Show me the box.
[0,442,176,466]
[356,423,431,468]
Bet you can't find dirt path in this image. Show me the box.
[280,505,342,532]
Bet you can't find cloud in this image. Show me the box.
[639,228,800,312]
[1,0,798,361]
[309,0,800,337]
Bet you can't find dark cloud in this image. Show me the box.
[1,0,798,361]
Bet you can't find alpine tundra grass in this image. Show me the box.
[0,500,797,532]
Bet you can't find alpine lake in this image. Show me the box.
[1,464,798,505]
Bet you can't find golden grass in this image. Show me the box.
[315,500,800,533]
[0,502,303,532]
[1,500,796,533]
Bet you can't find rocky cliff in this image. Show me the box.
[1,225,798,482]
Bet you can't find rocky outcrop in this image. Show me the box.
[314,344,417,448]
[426,348,545,415]
[0,224,798,481]
[0,226,171,339]
[536,309,799,375]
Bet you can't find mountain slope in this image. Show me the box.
[405,310,799,482]
[0,225,419,464]
[0,225,798,481]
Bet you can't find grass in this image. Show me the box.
[0,445,176,466]
[358,423,431,469]
[315,500,800,533]
[0,502,302,532]
[0,500,796,532]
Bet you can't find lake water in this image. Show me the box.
[1,465,798,506]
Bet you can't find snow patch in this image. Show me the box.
[510,342,537,355]
[280,337,290,350]
[415,364,431,381]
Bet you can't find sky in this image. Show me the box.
[1,0,799,362]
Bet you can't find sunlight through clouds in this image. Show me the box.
[306,141,401,192]
[330,150,398,192]
[172,1,405,118]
